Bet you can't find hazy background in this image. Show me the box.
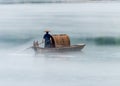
[0,0,120,4]
[0,1,120,86]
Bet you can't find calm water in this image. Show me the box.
[0,2,120,86]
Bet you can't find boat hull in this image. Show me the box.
[33,44,85,53]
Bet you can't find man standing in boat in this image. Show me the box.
[42,30,52,48]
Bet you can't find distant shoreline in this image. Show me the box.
[0,1,120,4]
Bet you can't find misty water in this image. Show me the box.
[1,2,120,86]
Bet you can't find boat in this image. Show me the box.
[32,34,85,53]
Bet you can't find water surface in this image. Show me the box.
[0,3,120,86]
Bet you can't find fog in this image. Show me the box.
[0,0,120,4]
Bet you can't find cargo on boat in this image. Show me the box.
[33,34,85,53]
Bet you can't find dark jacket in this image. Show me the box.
[43,33,52,48]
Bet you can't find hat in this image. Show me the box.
[44,30,50,32]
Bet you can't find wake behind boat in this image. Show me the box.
[33,34,85,53]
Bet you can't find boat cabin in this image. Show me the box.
[50,34,70,48]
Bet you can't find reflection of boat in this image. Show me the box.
[33,34,85,53]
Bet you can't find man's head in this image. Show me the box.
[46,32,48,34]
[44,30,50,34]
